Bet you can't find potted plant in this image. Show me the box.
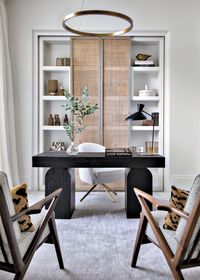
[62,87,98,155]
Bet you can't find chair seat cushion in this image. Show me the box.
[146,210,200,260]
[146,210,178,253]
[0,209,50,263]
[93,168,125,184]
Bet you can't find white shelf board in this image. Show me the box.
[42,96,66,101]
[131,126,160,131]
[43,126,65,131]
[132,96,160,101]
[132,66,159,72]
[42,66,70,72]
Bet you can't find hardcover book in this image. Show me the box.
[105,148,132,157]
[134,60,154,65]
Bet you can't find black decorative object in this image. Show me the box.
[63,114,69,125]
[125,104,156,154]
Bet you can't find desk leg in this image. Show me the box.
[45,168,75,219]
[125,168,152,218]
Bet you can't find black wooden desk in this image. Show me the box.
[32,151,165,219]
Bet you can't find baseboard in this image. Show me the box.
[170,175,196,191]
[39,184,45,191]
[19,175,32,188]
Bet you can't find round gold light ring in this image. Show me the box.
[62,10,133,37]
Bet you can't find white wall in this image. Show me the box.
[6,0,200,190]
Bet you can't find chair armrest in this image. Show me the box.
[134,188,189,220]
[11,188,62,222]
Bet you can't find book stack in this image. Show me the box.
[152,112,159,126]
[105,148,132,157]
[134,60,155,67]
[142,120,154,126]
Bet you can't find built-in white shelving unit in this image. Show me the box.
[42,96,66,101]
[38,36,71,187]
[42,126,65,131]
[132,66,160,72]
[42,66,70,72]
[131,96,160,101]
[131,126,160,131]
[130,36,164,190]
[35,34,165,191]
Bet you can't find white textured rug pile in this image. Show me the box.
[1,192,199,279]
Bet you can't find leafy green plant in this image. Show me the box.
[62,87,98,141]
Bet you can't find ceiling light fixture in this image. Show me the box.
[62,9,133,37]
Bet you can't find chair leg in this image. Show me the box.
[14,272,25,280]
[80,185,98,202]
[131,213,147,267]
[170,268,184,280]
[103,184,117,195]
[48,217,64,269]
[102,184,116,202]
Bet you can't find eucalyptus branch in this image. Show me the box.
[62,87,98,141]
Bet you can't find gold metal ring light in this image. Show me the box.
[62,10,133,37]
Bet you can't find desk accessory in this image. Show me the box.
[125,104,156,154]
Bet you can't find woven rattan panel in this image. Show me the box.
[72,39,100,190]
[72,39,100,144]
[103,39,130,191]
[103,39,129,148]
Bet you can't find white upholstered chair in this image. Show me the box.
[78,143,125,202]
[0,171,64,280]
[131,174,200,280]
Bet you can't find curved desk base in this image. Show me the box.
[45,167,152,219]
[125,168,152,218]
[45,168,75,219]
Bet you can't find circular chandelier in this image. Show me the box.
[62,10,133,37]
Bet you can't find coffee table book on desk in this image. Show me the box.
[32,151,165,219]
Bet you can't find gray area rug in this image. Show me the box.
[1,192,199,279]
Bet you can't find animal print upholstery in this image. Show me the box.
[163,186,189,230]
[11,183,35,232]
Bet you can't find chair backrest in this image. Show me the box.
[0,171,22,263]
[78,143,105,185]
[78,143,105,153]
[176,174,200,260]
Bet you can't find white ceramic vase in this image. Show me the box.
[66,141,79,155]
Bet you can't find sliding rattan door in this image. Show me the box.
[103,39,130,148]
[102,38,130,190]
[72,38,100,144]
[72,39,100,190]
[72,38,130,190]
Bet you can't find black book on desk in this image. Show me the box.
[105,148,132,157]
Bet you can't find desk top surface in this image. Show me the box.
[32,151,165,168]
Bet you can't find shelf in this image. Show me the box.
[132,96,160,101]
[42,66,70,72]
[43,126,65,131]
[42,96,66,101]
[132,66,159,72]
[131,126,160,131]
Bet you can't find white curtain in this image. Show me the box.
[0,0,19,185]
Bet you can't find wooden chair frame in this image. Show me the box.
[131,188,200,280]
[0,185,64,280]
